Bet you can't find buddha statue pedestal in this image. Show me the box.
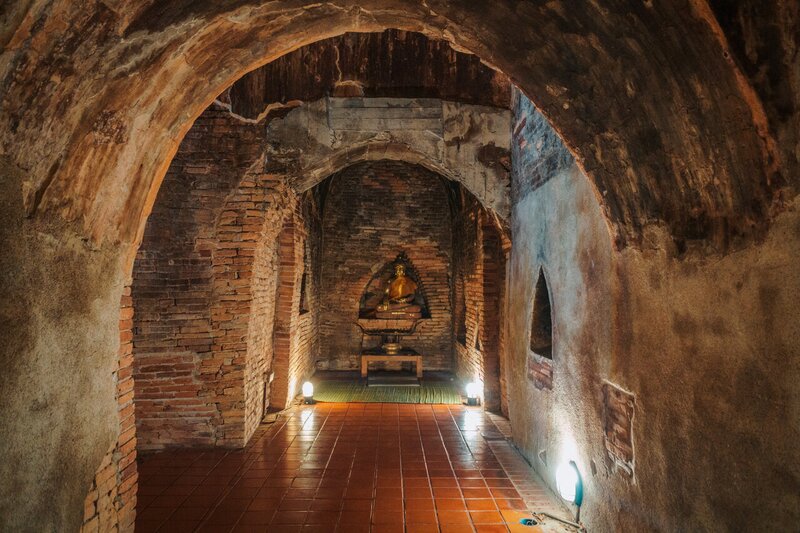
[373,303,422,320]
[355,317,423,357]
[355,318,425,379]
[356,260,429,376]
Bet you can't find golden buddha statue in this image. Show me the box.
[376,264,422,318]
[384,264,417,304]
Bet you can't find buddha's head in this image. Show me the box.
[394,264,406,277]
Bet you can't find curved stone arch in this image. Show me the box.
[265,97,513,219]
[190,104,513,444]
[1,1,778,255]
[300,141,459,194]
[299,139,506,217]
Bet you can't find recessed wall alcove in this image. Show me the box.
[530,267,553,359]
[358,253,431,319]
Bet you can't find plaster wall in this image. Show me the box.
[265,98,511,218]
[0,160,124,531]
[507,94,800,531]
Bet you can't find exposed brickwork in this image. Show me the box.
[210,174,298,445]
[269,198,321,411]
[452,195,510,414]
[81,287,137,533]
[228,29,510,119]
[603,382,635,476]
[318,161,454,370]
[132,104,320,450]
[527,357,553,391]
[132,104,266,450]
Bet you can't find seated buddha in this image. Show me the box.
[375,264,422,319]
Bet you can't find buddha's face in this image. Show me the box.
[395,265,405,276]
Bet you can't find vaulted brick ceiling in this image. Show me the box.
[226,29,511,121]
[2,1,792,252]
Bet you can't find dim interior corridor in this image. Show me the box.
[2,4,799,533]
[135,404,565,533]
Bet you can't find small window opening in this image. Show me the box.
[530,268,553,358]
[299,271,309,315]
[456,281,467,345]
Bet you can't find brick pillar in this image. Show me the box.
[481,217,504,412]
[270,220,297,409]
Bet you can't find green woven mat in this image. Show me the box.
[313,381,462,404]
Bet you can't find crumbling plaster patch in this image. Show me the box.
[265,98,511,217]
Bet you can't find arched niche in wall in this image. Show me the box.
[529,267,553,359]
[359,253,431,319]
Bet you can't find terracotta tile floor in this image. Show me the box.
[135,403,568,532]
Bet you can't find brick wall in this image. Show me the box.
[269,195,321,410]
[132,103,320,450]
[81,287,137,532]
[452,195,510,414]
[132,104,265,450]
[318,161,454,370]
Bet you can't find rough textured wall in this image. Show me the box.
[606,205,800,531]
[262,98,512,218]
[267,196,321,412]
[132,102,320,449]
[709,0,799,197]
[81,287,138,533]
[507,91,615,529]
[452,195,510,413]
[209,173,299,445]
[319,161,453,370]
[132,105,265,450]
[0,158,124,531]
[0,1,783,252]
[241,217,280,440]
[228,29,510,119]
[507,91,800,531]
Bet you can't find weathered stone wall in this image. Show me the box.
[263,98,512,218]
[267,196,321,410]
[0,1,783,253]
[506,90,800,531]
[708,0,799,198]
[318,160,454,370]
[452,195,510,413]
[0,159,124,530]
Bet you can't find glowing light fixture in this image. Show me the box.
[556,460,584,522]
[302,381,315,404]
[465,381,481,406]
